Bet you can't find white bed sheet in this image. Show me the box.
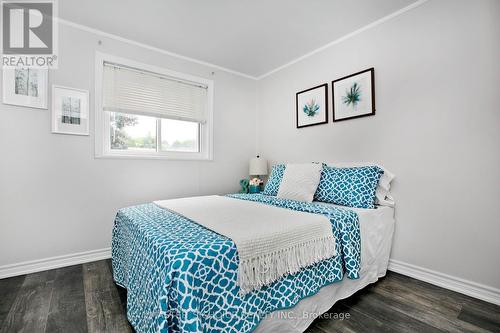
[254,204,395,333]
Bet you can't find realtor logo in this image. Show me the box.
[1,0,58,67]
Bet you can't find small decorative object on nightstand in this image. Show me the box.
[249,178,263,193]
[249,155,268,193]
[239,179,249,193]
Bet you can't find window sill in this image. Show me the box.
[95,152,213,161]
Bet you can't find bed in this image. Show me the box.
[111,193,394,333]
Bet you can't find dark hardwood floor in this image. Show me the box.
[0,259,498,333]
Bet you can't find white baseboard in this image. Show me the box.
[388,259,500,306]
[2,251,498,306]
[0,248,111,279]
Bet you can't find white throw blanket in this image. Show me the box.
[154,195,335,294]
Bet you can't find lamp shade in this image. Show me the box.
[249,156,268,176]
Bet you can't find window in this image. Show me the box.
[160,118,199,152]
[95,53,213,160]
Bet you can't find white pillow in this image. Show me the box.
[326,161,395,207]
[277,163,322,203]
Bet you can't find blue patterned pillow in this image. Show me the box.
[263,164,286,196]
[314,165,383,209]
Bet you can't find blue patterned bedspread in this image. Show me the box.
[112,193,360,333]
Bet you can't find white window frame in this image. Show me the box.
[94,52,214,160]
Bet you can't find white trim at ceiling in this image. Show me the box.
[58,0,428,81]
[257,0,429,80]
[58,18,258,80]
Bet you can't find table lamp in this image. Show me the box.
[248,156,268,193]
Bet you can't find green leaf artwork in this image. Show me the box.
[303,98,320,117]
[342,82,362,108]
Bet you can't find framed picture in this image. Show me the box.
[296,83,328,128]
[2,67,48,109]
[52,85,89,136]
[332,68,375,122]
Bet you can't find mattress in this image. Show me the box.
[254,204,395,333]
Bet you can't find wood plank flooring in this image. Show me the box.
[0,259,498,333]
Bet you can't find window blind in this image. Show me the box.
[102,62,208,123]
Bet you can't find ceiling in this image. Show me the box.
[59,0,419,78]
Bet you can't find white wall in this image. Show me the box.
[256,0,500,289]
[0,24,256,266]
[1,0,499,297]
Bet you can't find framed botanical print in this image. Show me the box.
[332,68,375,122]
[52,85,89,135]
[296,83,328,128]
[2,67,48,109]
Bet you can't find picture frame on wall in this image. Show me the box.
[332,68,375,122]
[52,85,89,136]
[296,83,328,128]
[2,67,49,109]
